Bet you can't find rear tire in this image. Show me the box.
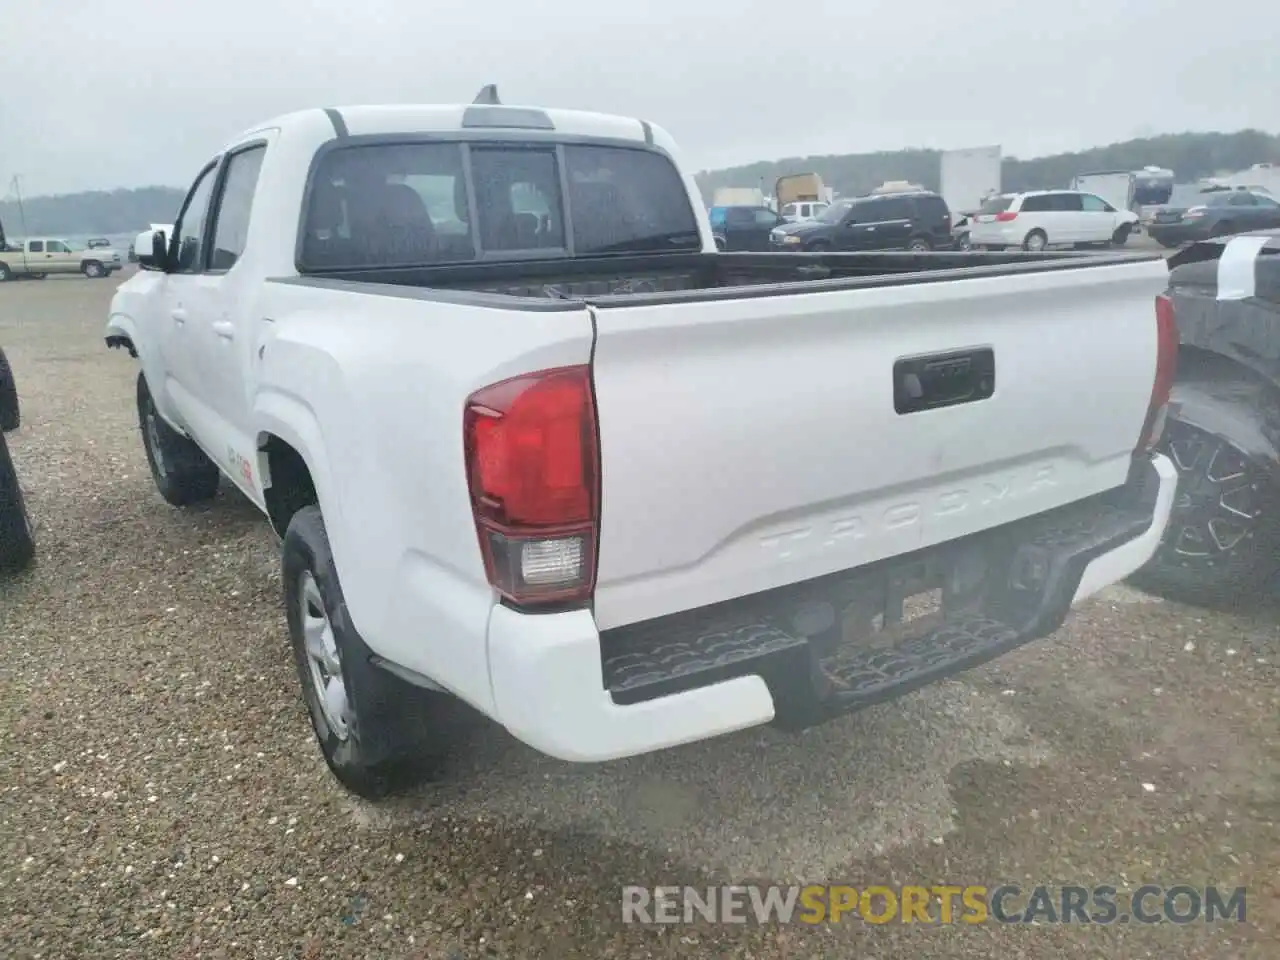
[1134,380,1280,605]
[0,432,35,574]
[1022,230,1048,252]
[0,348,18,432]
[136,373,220,506]
[1211,221,1235,239]
[283,505,444,798]
[1111,224,1132,247]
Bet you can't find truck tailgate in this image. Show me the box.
[589,260,1168,631]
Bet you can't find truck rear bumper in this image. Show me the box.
[487,453,1176,762]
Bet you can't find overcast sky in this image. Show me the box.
[0,0,1274,197]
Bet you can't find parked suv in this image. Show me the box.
[709,205,787,251]
[769,191,953,252]
[969,190,1140,251]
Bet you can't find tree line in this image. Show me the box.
[0,186,185,238]
[695,129,1280,204]
[3,130,1277,235]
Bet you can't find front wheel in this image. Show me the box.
[906,236,932,252]
[1111,224,1132,247]
[1135,381,1280,605]
[283,505,445,798]
[1155,237,1182,250]
[136,373,220,506]
[0,263,12,282]
[81,261,106,278]
[1022,230,1048,252]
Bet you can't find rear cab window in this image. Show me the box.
[299,140,700,270]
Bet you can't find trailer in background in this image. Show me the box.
[1070,171,1135,214]
[940,145,1002,224]
[711,187,766,208]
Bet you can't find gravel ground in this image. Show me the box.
[1,273,1278,959]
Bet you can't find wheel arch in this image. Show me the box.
[254,393,340,540]
[1167,358,1280,485]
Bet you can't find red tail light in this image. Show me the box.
[1139,294,1179,451]
[994,211,1018,222]
[464,366,599,606]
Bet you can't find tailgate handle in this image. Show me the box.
[894,348,995,414]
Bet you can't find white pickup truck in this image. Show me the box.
[105,95,1179,797]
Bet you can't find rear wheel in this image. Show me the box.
[283,505,444,798]
[1022,230,1048,252]
[1155,237,1182,249]
[0,432,35,573]
[1211,221,1236,238]
[1136,382,1280,604]
[136,373,220,506]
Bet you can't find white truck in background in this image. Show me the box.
[942,146,1002,250]
[1071,171,1136,216]
[712,186,766,208]
[105,94,1178,799]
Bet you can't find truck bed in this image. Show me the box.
[286,249,1165,307]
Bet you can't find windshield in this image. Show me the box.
[300,140,700,270]
[817,199,853,223]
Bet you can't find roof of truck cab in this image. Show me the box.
[227,103,665,152]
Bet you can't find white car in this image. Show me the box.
[779,200,829,222]
[105,96,1176,798]
[969,190,1141,251]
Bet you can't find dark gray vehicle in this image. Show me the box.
[1138,230,1280,602]
[0,346,35,572]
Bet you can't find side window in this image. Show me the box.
[208,145,267,272]
[173,163,219,273]
[753,208,780,226]
[725,207,754,225]
[28,240,44,253]
[782,203,798,218]
[915,196,949,222]
[1252,194,1280,209]
[1020,195,1050,213]
[48,241,70,253]
[708,208,727,227]
[1080,194,1109,212]
[470,147,565,252]
[1054,193,1084,212]
[845,200,878,222]
[874,198,913,221]
[1228,193,1257,207]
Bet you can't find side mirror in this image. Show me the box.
[135,229,167,270]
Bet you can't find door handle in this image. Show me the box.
[171,308,187,325]
[212,320,235,340]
